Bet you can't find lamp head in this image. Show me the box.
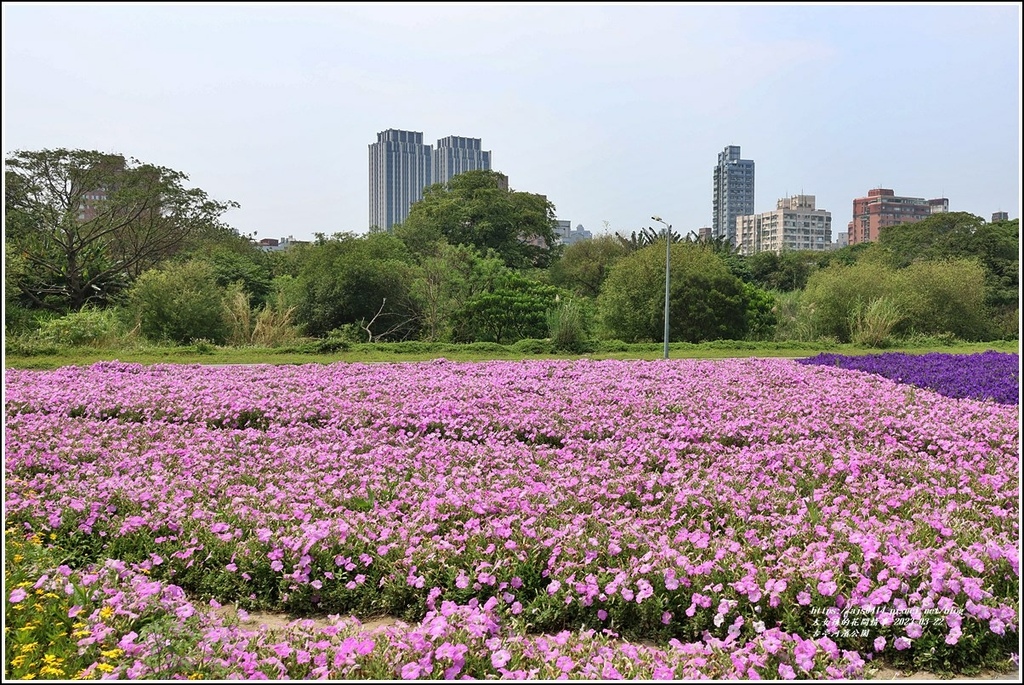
[651,215,662,222]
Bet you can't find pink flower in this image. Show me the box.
[400,662,421,679]
[491,649,511,669]
[778,663,796,680]
[8,589,27,603]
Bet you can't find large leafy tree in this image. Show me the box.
[549,235,629,299]
[291,232,420,340]
[400,169,558,269]
[598,241,750,343]
[878,211,1018,312]
[4,148,239,311]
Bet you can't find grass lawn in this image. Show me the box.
[4,339,1019,369]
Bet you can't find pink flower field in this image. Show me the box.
[4,358,1019,679]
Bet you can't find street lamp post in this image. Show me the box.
[652,216,671,360]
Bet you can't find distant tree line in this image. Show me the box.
[5,149,1019,351]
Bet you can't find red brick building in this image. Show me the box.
[847,188,948,245]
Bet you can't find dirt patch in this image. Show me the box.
[209,604,403,634]
[866,663,1020,681]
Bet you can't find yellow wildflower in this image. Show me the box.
[19,642,38,653]
[99,606,114,620]
[96,663,115,673]
[14,553,24,563]
[100,648,123,659]
[22,673,37,680]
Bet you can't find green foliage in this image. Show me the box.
[126,260,229,344]
[195,244,274,306]
[850,297,904,348]
[879,213,1019,313]
[547,298,592,352]
[35,306,131,347]
[548,235,629,298]
[746,250,818,292]
[409,244,505,342]
[741,283,778,341]
[511,338,554,355]
[769,290,818,342]
[292,232,420,340]
[889,259,991,341]
[799,261,895,342]
[879,211,986,268]
[454,272,560,344]
[401,169,559,269]
[5,148,239,312]
[598,241,750,343]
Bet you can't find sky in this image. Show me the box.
[3,2,1021,243]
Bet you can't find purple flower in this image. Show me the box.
[8,589,27,603]
[778,663,796,679]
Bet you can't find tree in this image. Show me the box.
[746,250,818,292]
[598,241,750,343]
[291,232,420,339]
[5,148,239,312]
[408,243,505,342]
[125,260,229,344]
[400,170,558,269]
[878,211,985,268]
[454,272,561,344]
[548,235,629,298]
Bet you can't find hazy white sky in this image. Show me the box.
[3,2,1021,242]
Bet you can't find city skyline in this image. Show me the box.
[2,3,1020,242]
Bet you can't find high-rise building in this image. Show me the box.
[554,222,592,246]
[433,136,491,186]
[736,195,832,256]
[847,188,948,245]
[368,129,433,231]
[712,145,755,245]
[992,211,1009,222]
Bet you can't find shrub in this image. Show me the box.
[890,259,991,341]
[35,306,129,347]
[598,242,749,343]
[799,261,894,342]
[593,339,630,353]
[126,261,229,344]
[512,338,554,355]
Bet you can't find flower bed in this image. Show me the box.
[797,351,1019,405]
[5,357,1019,678]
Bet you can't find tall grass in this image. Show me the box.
[850,297,904,348]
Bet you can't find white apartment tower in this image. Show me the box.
[433,136,492,186]
[736,195,832,256]
[368,129,433,231]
